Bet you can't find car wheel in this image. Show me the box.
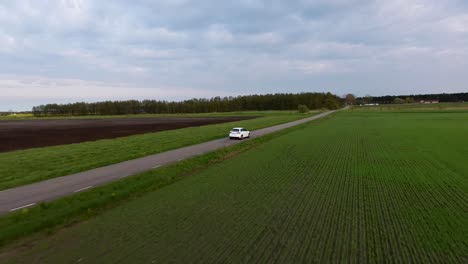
[240,134,243,140]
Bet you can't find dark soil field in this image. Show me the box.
[0,117,255,152]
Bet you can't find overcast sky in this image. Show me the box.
[1,0,467,111]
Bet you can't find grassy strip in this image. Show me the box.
[0,115,331,248]
[350,102,468,112]
[0,113,34,120]
[0,112,317,190]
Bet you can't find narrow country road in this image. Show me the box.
[0,110,337,215]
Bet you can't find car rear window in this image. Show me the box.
[231,129,240,132]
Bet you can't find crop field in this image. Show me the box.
[0,111,315,190]
[0,116,255,152]
[352,102,468,112]
[2,110,466,263]
[0,113,34,119]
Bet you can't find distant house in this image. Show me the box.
[420,100,439,104]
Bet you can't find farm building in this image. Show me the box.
[420,100,439,104]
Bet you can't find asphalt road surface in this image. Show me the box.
[0,110,337,215]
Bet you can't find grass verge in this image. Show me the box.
[0,111,317,190]
[0,114,331,248]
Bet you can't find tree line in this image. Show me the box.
[32,92,343,116]
[356,92,468,105]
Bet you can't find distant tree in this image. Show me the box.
[344,94,356,105]
[363,94,373,104]
[31,92,344,116]
[393,98,405,104]
[32,105,45,117]
[405,97,414,104]
[361,92,468,105]
[323,92,340,109]
[297,104,309,113]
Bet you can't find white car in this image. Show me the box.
[229,127,250,140]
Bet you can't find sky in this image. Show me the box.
[1,0,467,111]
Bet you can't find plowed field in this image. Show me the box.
[0,117,255,152]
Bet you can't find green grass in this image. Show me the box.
[2,110,466,262]
[0,113,34,119]
[352,102,468,112]
[0,111,316,190]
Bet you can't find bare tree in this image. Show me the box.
[344,94,356,105]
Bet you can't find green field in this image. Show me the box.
[0,113,34,119]
[2,110,466,263]
[352,102,468,112]
[0,111,316,190]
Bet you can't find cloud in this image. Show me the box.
[204,24,234,44]
[0,0,467,110]
[0,32,16,53]
[0,75,225,102]
[438,14,468,33]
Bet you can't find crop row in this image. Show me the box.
[2,111,467,263]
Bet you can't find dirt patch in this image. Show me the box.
[0,117,256,153]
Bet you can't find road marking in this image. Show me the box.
[73,186,93,193]
[152,165,161,169]
[177,159,183,161]
[10,203,36,212]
